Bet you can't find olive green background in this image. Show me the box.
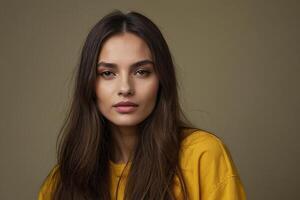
[0,0,299,199]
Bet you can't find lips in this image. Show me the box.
[114,106,137,113]
[113,101,138,113]
[113,101,138,107]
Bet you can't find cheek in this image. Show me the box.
[95,82,112,106]
[138,79,159,104]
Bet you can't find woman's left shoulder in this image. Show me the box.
[178,128,247,199]
[181,128,225,151]
[179,128,239,174]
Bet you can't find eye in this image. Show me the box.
[135,69,151,77]
[98,71,115,78]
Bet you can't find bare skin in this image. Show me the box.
[95,33,159,164]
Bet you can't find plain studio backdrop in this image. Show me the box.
[0,0,299,199]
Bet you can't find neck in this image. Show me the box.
[109,124,138,164]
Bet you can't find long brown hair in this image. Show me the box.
[47,10,203,199]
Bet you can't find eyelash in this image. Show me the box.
[97,69,151,78]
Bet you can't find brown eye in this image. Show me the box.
[136,69,151,77]
[100,71,115,78]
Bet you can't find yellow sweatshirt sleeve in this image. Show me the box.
[38,165,59,200]
[207,175,246,200]
[173,130,247,199]
[196,133,247,200]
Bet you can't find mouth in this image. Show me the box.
[114,105,138,113]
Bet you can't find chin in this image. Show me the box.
[108,117,143,127]
[114,121,138,126]
[104,111,151,128]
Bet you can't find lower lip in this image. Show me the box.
[114,106,138,113]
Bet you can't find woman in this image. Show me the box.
[38,10,246,200]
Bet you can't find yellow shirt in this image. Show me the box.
[38,130,247,200]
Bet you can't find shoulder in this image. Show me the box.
[180,129,230,160]
[181,128,223,147]
[38,165,59,200]
[178,129,247,199]
[179,128,240,176]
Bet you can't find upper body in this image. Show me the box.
[38,129,247,200]
[39,10,246,200]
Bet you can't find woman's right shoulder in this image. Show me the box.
[38,165,59,200]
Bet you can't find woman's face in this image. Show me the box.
[95,32,159,128]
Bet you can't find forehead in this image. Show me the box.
[98,32,152,62]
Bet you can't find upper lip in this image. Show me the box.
[113,101,138,107]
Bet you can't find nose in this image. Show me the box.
[118,74,135,96]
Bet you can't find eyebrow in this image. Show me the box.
[96,59,154,69]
